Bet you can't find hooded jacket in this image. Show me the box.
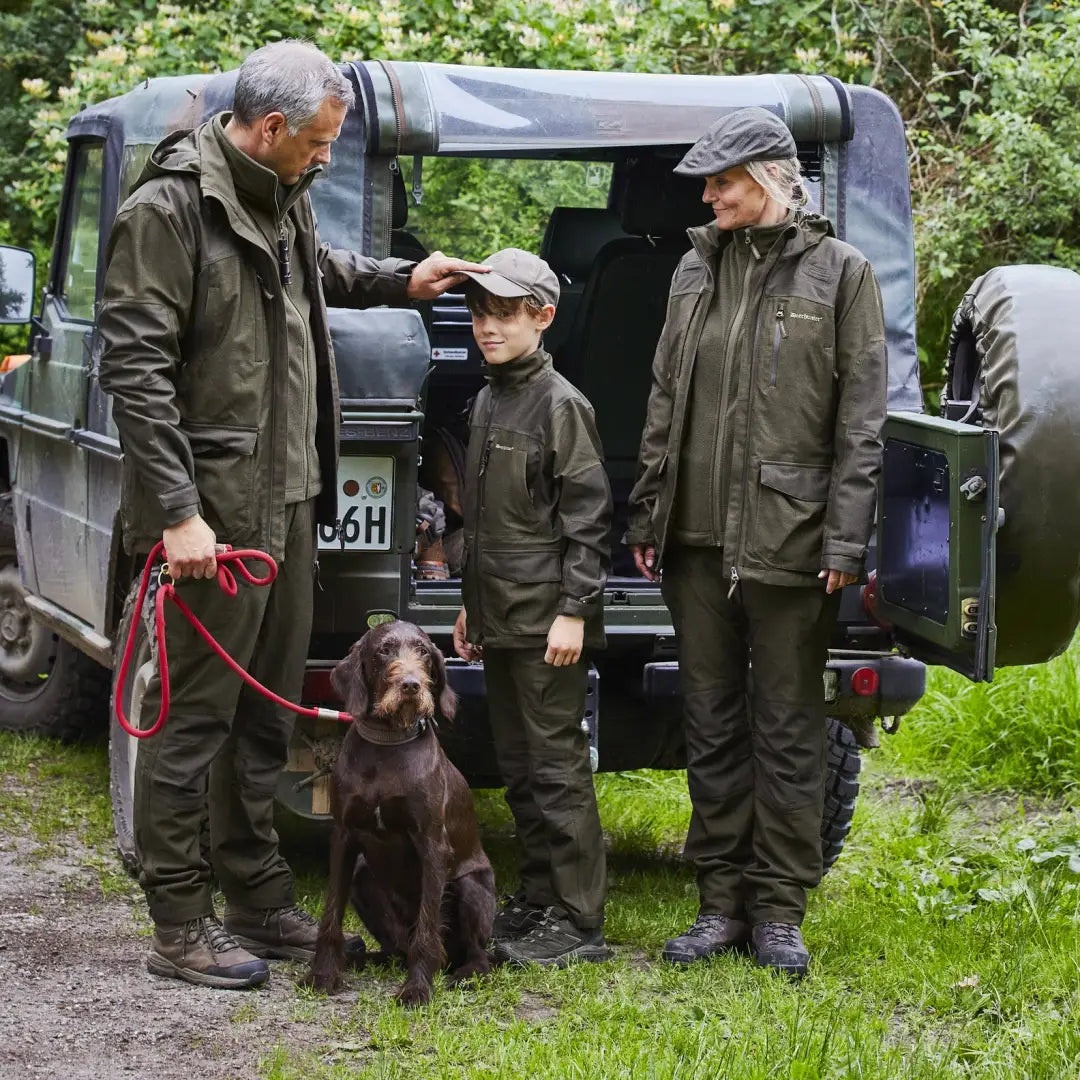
[98,114,414,558]
[461,348,612,649]
[624,213,887,588]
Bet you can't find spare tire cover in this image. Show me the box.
[944,264,1080,666]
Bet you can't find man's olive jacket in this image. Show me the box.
[98,116,414,558]
[624,214,887,587]
[461,349,612,649]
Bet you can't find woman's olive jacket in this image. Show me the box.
[462,349,612,649]
[624,214,888,588]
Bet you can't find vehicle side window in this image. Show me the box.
[56,141,105,322]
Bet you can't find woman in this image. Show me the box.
[625,107,887,977]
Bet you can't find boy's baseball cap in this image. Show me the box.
[461,247,560,308]
[674,106,796,178]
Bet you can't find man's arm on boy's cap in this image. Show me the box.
[550,399,612,619]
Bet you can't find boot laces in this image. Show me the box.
[684,914,727,938]
[759,922,802,947]
[190,916,241,956]
[276,904,318,928]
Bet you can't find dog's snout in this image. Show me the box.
[401,675,421,696]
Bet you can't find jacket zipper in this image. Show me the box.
[770,302,787,387]
[473,400,497,643]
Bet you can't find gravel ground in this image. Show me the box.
[0,819,353,1080]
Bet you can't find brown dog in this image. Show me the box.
[305,620,495,1006]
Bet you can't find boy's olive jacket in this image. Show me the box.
[624,214,888,588]
[462,349,612,649]
[98,115,413,558]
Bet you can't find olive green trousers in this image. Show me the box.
[134,500,315,925]
[483,647,606,929]
[661,545,841,925]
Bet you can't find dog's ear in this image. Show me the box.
[428,640,457,721]
[330,639,369,719]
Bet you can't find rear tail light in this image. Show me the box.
[302,668,336,703]
[851,666,880,697]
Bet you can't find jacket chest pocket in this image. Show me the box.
[764,298,834,389]
[482,441,541,534]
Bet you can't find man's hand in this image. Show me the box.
[545,615,584,667]
[406,251,490,300]
[819,569,858,594]
[629,543,660,582]
[453,607,482,661]
[163,515,218,580]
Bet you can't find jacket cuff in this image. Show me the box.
[558,596,595,619]
[821,553,865,576]
[385,258,417,305]
[621,527,655,547]
[158,481,200,527]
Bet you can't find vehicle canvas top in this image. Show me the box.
[67,63,920,413]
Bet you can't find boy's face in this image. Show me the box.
[470,301,556,366]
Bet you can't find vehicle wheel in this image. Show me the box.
[821,716,861,873]
[0,561,109,740]
[108,579,156,876]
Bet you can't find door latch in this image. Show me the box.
[961,597,979,638]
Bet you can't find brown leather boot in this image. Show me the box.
[147,916,269,989]
[661,913,750,964]
[223,903,321,962]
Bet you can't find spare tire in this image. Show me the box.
[943,265,1080,666]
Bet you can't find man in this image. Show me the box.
[99,40,488,990]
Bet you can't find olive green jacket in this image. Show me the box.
[98,115,414,558]
[625,214,887,587]
[462,349,612,649]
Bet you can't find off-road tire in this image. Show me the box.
[0,560,110,741]
[109,579,154,875]
[821,716,861,872]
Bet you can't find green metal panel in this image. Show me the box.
[875,412,999,682]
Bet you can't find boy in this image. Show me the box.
[451,248,613,967]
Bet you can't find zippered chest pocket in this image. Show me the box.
[482,435,544,535]
[765,297,834,388]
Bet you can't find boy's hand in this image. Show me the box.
[545,615,584,667]
[453,607,482,661]
[630,543,660,582]
[407,252,490,300]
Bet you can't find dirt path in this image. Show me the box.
[0,826,357,1080]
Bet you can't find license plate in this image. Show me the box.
[318,456,394,551]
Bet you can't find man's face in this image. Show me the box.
[701,166,770,231]
[259,97,347,185]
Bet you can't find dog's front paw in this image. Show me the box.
[446,955,492,987]
[394,979,432,1008]
[300,963,345,995]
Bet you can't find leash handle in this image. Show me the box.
[114,542,352,739]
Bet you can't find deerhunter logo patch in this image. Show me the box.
[789,312,824,322]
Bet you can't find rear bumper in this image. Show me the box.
[643,652,926,720]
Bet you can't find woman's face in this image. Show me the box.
[701,166,772,231]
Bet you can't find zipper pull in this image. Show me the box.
[727,565,740,600]
[278,222,292,286]
[478,438,494,477]
[777,304,788,338]
[313,555,323,592]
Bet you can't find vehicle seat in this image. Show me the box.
[390,163,429,264]
[561,157,713,572]
[539,207,629,358]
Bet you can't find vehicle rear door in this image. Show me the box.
[872,412,999,682]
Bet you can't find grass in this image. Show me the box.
[5,644,1080,1077]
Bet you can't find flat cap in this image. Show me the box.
[674,107,796,178]
[460,247,560,308]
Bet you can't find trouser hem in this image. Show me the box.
[148,896,215,927]
[749,906,807,927]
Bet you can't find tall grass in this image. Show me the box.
[883,636,1080,795]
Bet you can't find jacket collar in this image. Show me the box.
[354,714,434,746]
[485,347,552,392]
[687,210,831,268]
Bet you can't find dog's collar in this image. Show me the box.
[353,715,435,746]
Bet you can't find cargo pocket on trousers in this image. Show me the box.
[181,422,259,541]
[480,549,563,638]
[750,461,831,573]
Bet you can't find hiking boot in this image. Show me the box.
[661,913,750,964]
[752,922,810,978]
[147,915,269,990]
[224,903,321,962]
[491,892,547,943]
[493,907,610,968]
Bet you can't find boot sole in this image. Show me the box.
[661,940,750,964]
[496,942,611,968]
[753,954,809,979]
[147,951,269,990]
[228,935,315,963]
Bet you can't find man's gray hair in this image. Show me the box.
[232,40,355,135]
[745,157,808,211]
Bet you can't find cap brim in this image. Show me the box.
[460,269,531,297]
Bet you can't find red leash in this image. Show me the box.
[114,541,352,739]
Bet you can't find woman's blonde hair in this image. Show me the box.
[745,157,808,211]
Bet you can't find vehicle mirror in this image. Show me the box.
[0,246,35,325]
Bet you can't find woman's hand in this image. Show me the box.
[630,543,660,582]
[818,569,858,594]
[452,607,482,661]
[545,615,584,667]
